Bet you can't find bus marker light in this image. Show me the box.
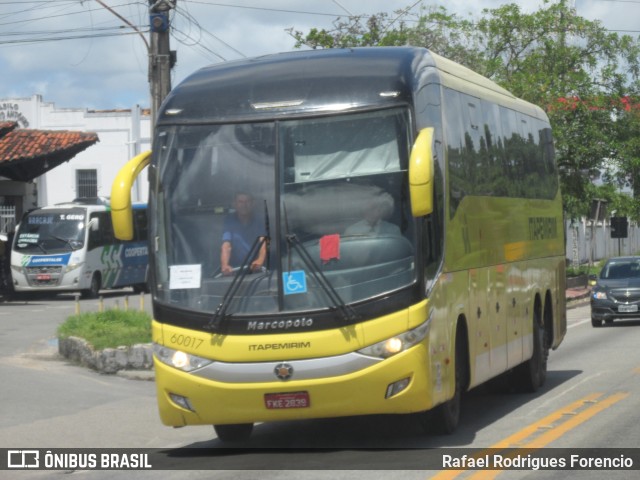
[385,377,411,399]
[169,393,194,412]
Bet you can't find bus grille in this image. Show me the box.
[25,266,63,287]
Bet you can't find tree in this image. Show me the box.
[288,5,480,67]
[471,1,640,220]
[289,1,640,220]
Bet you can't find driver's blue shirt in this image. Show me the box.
[222,214,265,266]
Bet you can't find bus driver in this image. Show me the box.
[220,192,267,275]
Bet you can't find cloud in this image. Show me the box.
[0,0,635,110]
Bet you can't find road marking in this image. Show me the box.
[430,392,629,479]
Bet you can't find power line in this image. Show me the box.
[182,1,344,18]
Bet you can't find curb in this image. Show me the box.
[58,336,153,375]
[566,291,591,309]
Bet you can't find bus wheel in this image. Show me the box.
[515,308,547,393]
[214,423,253,443]
[82,273,101,299]
[427,327,467,435]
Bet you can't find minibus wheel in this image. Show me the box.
[82,273,101,299]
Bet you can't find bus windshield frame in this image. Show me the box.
[151,107,420,328]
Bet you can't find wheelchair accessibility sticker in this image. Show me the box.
[283,270,307,295]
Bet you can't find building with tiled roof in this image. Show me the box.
[0,122,99,182]
[0,95,151,232]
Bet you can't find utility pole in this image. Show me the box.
[149,1,176,125]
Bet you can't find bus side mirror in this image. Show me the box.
[89,218,100,232]
[409,127,434,217]
[111,151,151,240]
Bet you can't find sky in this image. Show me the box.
[0,0,638,111]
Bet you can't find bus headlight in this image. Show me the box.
[357,318,431,359]
[65,261,84,273]
[10,265,23,275]
[153,343,213,372]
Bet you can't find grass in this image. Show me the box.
[57,309,152,350]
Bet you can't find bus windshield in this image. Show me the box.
[153,107,417,318]
[14,208,86,253]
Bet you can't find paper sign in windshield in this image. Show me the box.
[169,264,201,289]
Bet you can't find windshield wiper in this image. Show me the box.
[34,241,48,254]
[48,235,80,251]
[285,233,358,323]
[282,203,357,323]
[207,201,272,331]
[206,235,269,331]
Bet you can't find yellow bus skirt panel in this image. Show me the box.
[154,343,434,427]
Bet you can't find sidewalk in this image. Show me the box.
[566,285,591,306]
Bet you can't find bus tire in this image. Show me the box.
[515,304,547,393]
[427,325,467,435]
[214,423,253,443]
[82,273,101,299]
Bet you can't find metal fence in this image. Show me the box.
[566,219,640,266]
[0,205,15,233]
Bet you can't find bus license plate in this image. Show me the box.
[264,391,310,409]
[36,274,51,281]
[619,304,638,313]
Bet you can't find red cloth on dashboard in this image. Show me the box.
[319,234,340,264]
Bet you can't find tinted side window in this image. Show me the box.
[445,87,559,218]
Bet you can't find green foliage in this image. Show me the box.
[566,262,601,278]
[288,1,640,220]
[57,309,152,351]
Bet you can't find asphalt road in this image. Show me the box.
[1,294,639,479]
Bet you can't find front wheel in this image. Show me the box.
[422,326,467,435]
[214,423,253,443]
[591,316,603,328]
[82,273,101,299]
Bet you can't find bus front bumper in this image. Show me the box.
[154,345,436,427]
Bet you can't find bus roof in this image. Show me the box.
[159,47,432,123]
[158,46,546,124]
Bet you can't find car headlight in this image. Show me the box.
[592,291,607,300]
[357,317,431,359]
[153,343,213,372]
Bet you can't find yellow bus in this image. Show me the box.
[112,47,566,442]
